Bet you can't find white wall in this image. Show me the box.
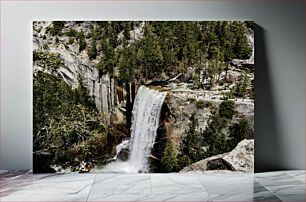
[1,0,304,171]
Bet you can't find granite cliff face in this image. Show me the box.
[33,21,116,117]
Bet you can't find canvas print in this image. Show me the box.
[33,21,254,173]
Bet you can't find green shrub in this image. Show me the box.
[42,43,49,50]
[226,90,234,99]
[196,100,205,109]
[68,37,75,45]
[204,101,213,108]
[48,21,65,36]
[229,118,254,148]
[196,100,212,109]
[65,28,78,37]
[218,100,236,120]
[33,50,64,72]
[235,73,251,98]
[187,97,196,103]
[177,154,192,170]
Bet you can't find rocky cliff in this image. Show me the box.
[33,21,116,117]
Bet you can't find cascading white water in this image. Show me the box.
[113,139,130,160]
[247,33,254,64]
[128,86,167,172]
[102,85,166,173]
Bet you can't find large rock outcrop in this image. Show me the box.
[179,139,254,173]
[33,21,116,116]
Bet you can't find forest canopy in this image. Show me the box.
[47,21,253,83]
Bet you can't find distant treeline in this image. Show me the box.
[47,21,253,83]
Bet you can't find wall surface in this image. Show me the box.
[1,0,305,171]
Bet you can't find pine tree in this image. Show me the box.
[78,32,87,53]
[202,114,229,157]
[229,22,252,59]
[229,118,253,148]
[107,23,117,48]
[202,100,236,157]
[143,22,163,79]
[208,59,218,87]
[236,73,251,98]
[179,113,204,163]
[48,21,65,36]
[218,100,236,120]
[161,141,178,172]
[97,36,116,77]
[88,39,97,60]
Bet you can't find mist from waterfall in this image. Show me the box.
[101,85,166,173]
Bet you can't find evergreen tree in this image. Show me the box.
[229,22,252,59]
[202,100,236,157]
[33,50,64,72]
[97,36,116,77]
[136,46,145,79]
[156,22,176,72]
[208,59,218,87]
[48,21,65,36]
[122,22,131,40]
[88,39,97,60]
[235,73,251,98]
[74,77,96,109]
[65,28,78,37]
[117,37,132,82]
[202,114,229,157]
[161,141,178,172]
[78,32,87,52]
[229,118,253,148]
[179,113,204,163]
[106,23,117,48]
[142,22,164,79]
[218,100,236,120]
[177,154,192,171]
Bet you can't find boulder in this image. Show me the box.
[179,139,254,173]
[117,148,130,161]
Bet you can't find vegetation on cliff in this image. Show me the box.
[46,21,252,84]
[171,100,253,171]
[33,72,109,172]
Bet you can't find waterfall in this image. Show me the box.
[113,139,130,160]
[247,33,254,65]
[102,85,166,173]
